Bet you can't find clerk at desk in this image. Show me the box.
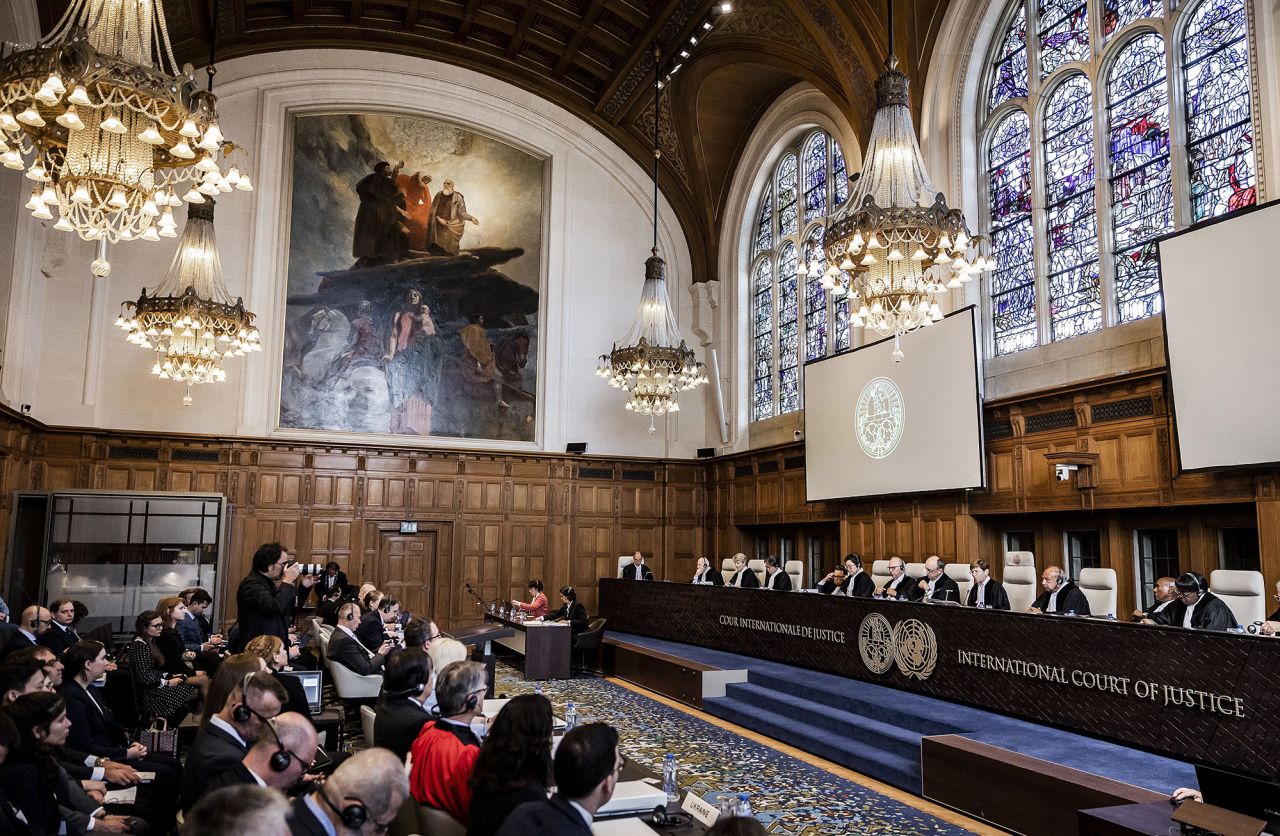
[548,586,590,635]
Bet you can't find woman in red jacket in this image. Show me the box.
[511,579,548,619]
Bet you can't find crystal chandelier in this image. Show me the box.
[818,0,990,360]
[0,0,252,269]
[116,199,261,405]
[596,51,707,432]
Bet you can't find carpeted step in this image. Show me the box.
[706,693,921,793]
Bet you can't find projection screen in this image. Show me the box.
[803,307,984,501]
[1159,200,1280,471]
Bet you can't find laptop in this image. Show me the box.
[1196,764,1280,834]
[277,670,324,715]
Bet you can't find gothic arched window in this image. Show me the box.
[979,0,1260,356]
[748,130,850,421]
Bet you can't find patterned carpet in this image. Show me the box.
[493,661,976,835]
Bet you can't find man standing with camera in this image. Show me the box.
[233,543,316,651]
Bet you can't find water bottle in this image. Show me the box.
[735,793,752,817]
[564,701,577,731]
[534,682,543,696]
[662,754,679,803]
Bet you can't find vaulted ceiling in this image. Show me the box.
[36,0,953,284]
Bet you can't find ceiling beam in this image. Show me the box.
[505,3,537,58]
[553,0,604,77]
[402,0,420,30]
[348,0,364,25]
[455,0,481,41]
[592,0,685,117]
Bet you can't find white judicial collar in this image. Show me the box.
[1048,589,1060,611]
[1183,596,1203,628]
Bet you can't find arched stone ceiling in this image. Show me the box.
[35,0,952,283]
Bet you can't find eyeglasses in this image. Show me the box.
[428,633,442,642]
[147,622,163,629]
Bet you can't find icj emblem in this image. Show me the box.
[855,377,905,459]
[857,613,896,675]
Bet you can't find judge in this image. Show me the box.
[692,558,724,586]
[909,556,960,603]
[843,555,876,598]
[816,566,848,595]
[1148,572,1238,631]
[1029,566,1091,615]
[762,557,792,591]
[725,553,760,589]
[1133,576,1177,621]
[620,551,653,581]
[877,557,913,598]
[966,560,1010,609]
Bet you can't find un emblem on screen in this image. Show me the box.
[857,614,896,674]
[855,377,904,459]
[893,618,938,680]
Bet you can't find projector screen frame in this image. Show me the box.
[1156,196,1280,475]
[801,305,986,502]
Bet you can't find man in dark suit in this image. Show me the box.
[762,556,792,591]
[234,543,314,651]
[843,555,876,598]
[373,648,435,761]
[290,748,408,836]
[1,606,48,659]
[184,785,292,835]
[1029,565,1091,615]
[691,557,724,586]
[496,723,621,836]
[38,599,80,656]
[315,562,350,601]
[907,555,961,603]
[356,597,400,653]
[181,671,287,812]
[620,551,653,581]
[328,603,393,675]
[725,553,760,588]
[205,712,317,796]
[966,559,1011,609]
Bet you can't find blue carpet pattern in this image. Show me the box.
[608,632,1197,796]
[494,661,975,835]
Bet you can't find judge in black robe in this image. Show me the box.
[1152,574,1238,631]
[762,558,792,591]
[816,568,847,595]
[620,553,654,581]
[844,568,876,598]
[965,560,1011,610]
[691,558,724,586]
[1029,567,1091,615]
[879,564,914,598]
[725,555,760,589]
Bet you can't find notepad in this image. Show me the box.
[103,787,137,805]
[595,781,669,816]
[134,772,155,783]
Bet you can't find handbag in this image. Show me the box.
[145,717,179,756]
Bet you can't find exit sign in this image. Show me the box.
[399,521,418,534]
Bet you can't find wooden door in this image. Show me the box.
[376,532,437,621]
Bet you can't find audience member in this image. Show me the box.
[289,748,407,836]
[467,693,554,836]
[38,599,81,656]
[425,638,469,715]
[182,784,292,836]
[817,566,847,595]
[2,606,50,658]
[877,557,912,598]
[692,559,724,586]
[206,712,318,795]
[725,554,759,589]
[356,596,401,653]
[200,653,268,725]
[362,590,385,614]
[374,647,435,760]
[842,555,875,597]
[0,711,26,833]
[245,634,311,717]
[513,579,551,615]
[547,587,589,635]
[706,816,768,836]
[405,617,442,653]
[0,656,48,703]
[124,610,201,723]
[314,562,349,603]
[177,588,223,671]
[495,723,621,836]
[181,671,287,812]
[327,603,392,675]
[967,560,1011,609]
[1133,576,1178,621]
[620,551,653,581]
[31,645,64,689]
[408,660,487,822]
[1149,572,1238,631]
[1028,566,1091,615]
[234,543,314,652]
[762,556,791,591]
[156,597,210,697]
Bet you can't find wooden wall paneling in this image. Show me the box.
[1105,512,1134,615]
[1256,494,1280,595]
[572,522,614,615]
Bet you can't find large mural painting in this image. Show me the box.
[280,113,544,442]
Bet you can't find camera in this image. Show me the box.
[1054,463,1077,482]
[288,561,324,575]
[384,631,402,647]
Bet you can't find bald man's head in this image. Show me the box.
[20,606,51,636]
[325,747,409,825]
[246,712,318,790]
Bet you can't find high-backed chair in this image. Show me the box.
[359,704,377,747]
[784,560,803,590]
[1004,551,1038,612]
[1209,569,1265,626]
[904,562,927,581]
[871,560,892,591]
[329,659,383,700]
[721,557,736,576]
[617,555,632,578]
[1078,568,1118,618]
[417,805,466,836]
[748,559,766,585]
[944,563,972,605]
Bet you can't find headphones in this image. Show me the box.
[385,681,426,699]
[442,688,481,716]
[233,673,265,724]
[380,598,396,614]
[318,785,368,830]
[262,717,293,773]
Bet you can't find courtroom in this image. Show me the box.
[0,0,1278,834]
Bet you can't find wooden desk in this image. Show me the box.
[1078,802,1177,836]
[484,614,572,680]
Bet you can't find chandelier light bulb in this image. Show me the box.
[53,215,74,232]
[138,124,165,145]
[34,84,60,107]
[108,187,129,209]
[236,174,254,192]
[142,198,159,217]
[25,161,48,181]
[225,167,241,185]
[25,188,43,212]
[0,111,16,131]
[66,85,91,106]
[17,106,45,127]
[71,183,92,204]
[141,224,160,241]
[0,150,19,170]
[179,119,201,138]
[56,107,85,130]
[40,184,57,205]
[100,111,126,133]
[196,122,223,152]
[170,140,195,159]
[195,155,219,173]
[182,185,205,203]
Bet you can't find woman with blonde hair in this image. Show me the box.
[244,634,311,716]
[425,637,469,715]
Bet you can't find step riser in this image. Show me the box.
[742,670,976,734]
[722,681,948,744]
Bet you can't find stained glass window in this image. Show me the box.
[1103,0,1162,38]
[747,129,848,422]
[988,111,1037,354]
[1043,75,1101,340]
[1038,0,1089,76]
[1183,0,1256,221]
[1107,33,1172,322]
[989,7,1029,110]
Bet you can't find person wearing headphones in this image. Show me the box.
[205,711,318,796]
[181,671,288,812]
[546,587,590,636]
[290,748,408,836]
[692,558,724,586]
[762,556,792,591]
[1028,565,1091,615]
[373,648,435,761]
[355,596,402,654]
[327,603,393,676]
[1,606,50,659]
[408,660,488,823]
[512,579,550,618]
[1145,572,1238,631]
[842,554,876,598]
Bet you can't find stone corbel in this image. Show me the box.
[688,280,720,347]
